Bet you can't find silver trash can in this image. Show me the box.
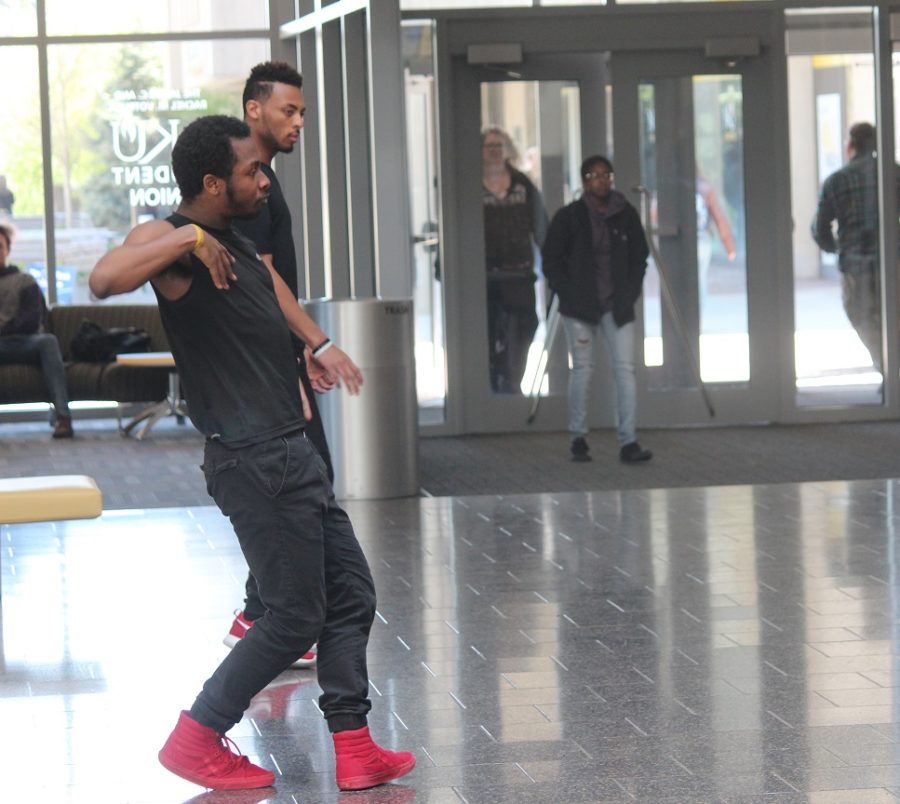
[304,298,419,500]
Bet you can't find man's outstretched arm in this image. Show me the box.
[90,221,236,300]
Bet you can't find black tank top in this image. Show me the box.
[153,213,304,447]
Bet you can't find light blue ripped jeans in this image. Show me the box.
[561,312,636,446]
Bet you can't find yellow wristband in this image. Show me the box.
[191,223,205,253]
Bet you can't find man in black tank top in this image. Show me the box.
[90,115,414,793]
[222,61,337,670]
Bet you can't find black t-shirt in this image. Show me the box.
[154,213,304,447]
[233,163,298,297]
[234,162,305,358]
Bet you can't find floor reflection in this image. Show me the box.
[3,480,900,802]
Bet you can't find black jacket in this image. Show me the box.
[542,194,649,328]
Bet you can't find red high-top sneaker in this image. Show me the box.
[224,610,317,669]
[332,725,415,790]
[158,711,275,790]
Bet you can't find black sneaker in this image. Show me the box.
[52,416,74,439]
[570,437,591,462]
[620,442,652,463]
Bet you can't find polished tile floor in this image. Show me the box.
[3,480,900,803]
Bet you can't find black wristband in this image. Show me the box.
[311,338,332,358]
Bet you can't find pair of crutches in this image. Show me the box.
[526,185,716,423]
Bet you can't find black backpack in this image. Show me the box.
[70,319,152,363]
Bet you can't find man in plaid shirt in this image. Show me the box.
[812,122,887,374]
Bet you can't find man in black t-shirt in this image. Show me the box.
[90,116,415,793]
[225,61,337,669]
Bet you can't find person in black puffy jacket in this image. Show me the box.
[542,155,652,464]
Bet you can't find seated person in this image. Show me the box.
[0,223,73,438]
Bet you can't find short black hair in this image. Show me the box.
[581,155,613,179]
[172,116,251,201]
[242,61,303,111]
[849,122,876,156]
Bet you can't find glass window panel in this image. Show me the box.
[894,47,900,166]
[539,0,604,5]
[480,80,581,397]
[0,46,47,298]
[47,38,268,305]
[0,0,37,36]
[638,84,663,369]
[787,9,882,407]
[403,21,447,425]
[638,74,749,386]
[695,75,747,382]
[45,0,267,36]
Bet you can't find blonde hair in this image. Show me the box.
[481,125,520,166]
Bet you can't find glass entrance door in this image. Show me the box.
[611,50,778,425]
[787,9,884,408]
[637,74,748,387]
[448,53,607,432]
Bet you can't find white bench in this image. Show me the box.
[0,475,103,525]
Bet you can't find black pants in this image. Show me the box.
[244,360,333,620]
[487,280,538,394]
[191,430,376,734]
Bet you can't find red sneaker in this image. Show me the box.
[223,610,253,649]
[332,726,416,791]
[224,610,317,669]
[158,710,275,790]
